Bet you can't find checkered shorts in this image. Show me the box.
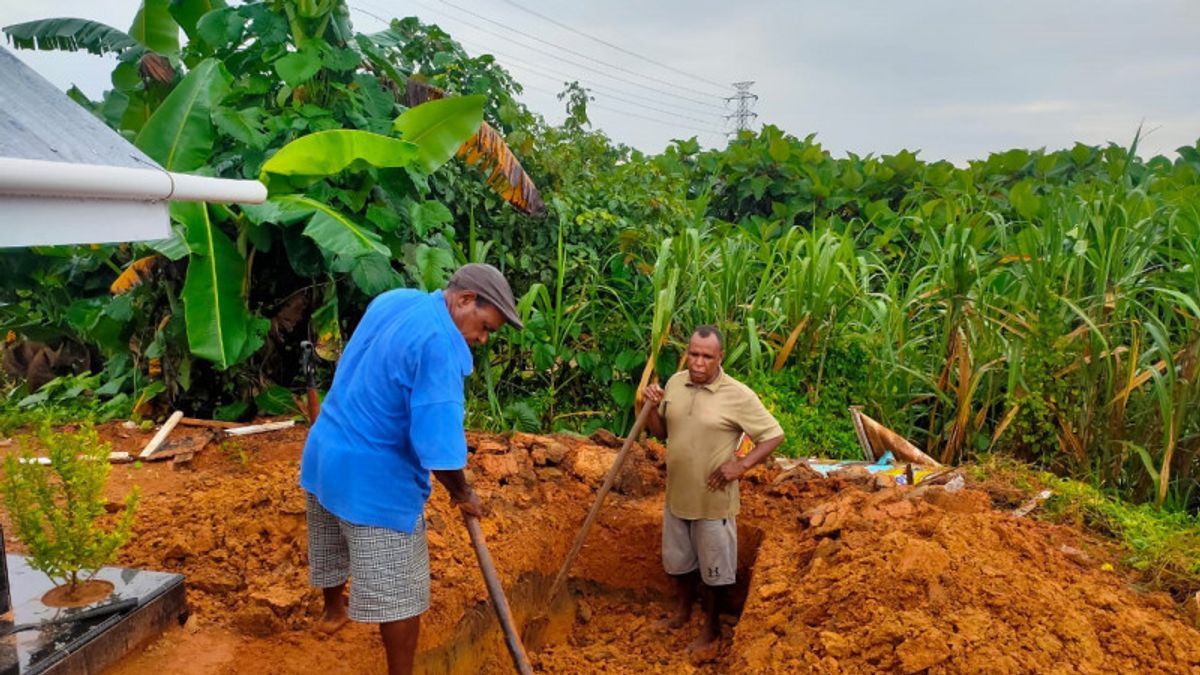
[305,492,430,623]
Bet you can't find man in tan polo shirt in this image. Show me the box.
[643,325,785,650]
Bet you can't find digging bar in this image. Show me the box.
[462,512,534,675]
[545,399,656,605]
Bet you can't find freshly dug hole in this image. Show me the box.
[419,506,766,674]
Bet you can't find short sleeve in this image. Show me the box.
[409,335,468,470]
[735,387,784,444]
[658,372,683,418]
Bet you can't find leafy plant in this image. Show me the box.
[1,424,139,595]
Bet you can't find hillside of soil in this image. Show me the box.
[2,421,1199,673]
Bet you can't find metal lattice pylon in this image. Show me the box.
[725,81,758,134]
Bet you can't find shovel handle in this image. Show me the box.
[463,513,533,675]
[545,399,656,603]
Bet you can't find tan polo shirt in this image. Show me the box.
[660,369,784,520]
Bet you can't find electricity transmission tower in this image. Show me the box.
[725,81,758,134]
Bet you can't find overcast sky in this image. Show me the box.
[3,1,1198,163]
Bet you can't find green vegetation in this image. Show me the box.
[1,1,1197,512]
[972,456,1200,597]
[1,424,139,594]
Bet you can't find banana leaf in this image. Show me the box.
[392,95,485,173]
[175,203,252,370]
[2,18,140,56]
[167,0,225,42]
[135,58,231,170]
[272,195,390,259]
[259,130,419,192]
[405,79,544,216]
[128,0,179,54]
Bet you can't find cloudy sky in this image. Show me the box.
[3,1,1198,163]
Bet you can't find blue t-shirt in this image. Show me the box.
[299,289,473,533]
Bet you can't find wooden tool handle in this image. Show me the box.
[545,399,656,603]
[463,513,533,675]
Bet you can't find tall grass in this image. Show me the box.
[623,151,1199,508]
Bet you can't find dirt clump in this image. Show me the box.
[730,481,1200,673]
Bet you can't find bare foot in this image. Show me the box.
[317,595,349,634]
[656,609,691,630]
[687,624,720,654]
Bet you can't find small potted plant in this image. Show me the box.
[2,423,139,606]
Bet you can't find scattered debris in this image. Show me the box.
[19,451,135,465]
[179,417,241,430]
[139,410,185,459]
[224,420,296,437]
[850,406,942,466]
[1012,489,1054,517]
[144,435,212,463]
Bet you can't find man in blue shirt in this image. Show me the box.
[300,263,522,675]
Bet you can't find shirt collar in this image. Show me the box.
[430,290,474,377]
[685,368,725,392]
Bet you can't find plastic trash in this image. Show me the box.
[943,474,965,493]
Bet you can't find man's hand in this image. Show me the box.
[451,489,485,518]
[707,459,746,491]
[434,468,484,518]
[643,382,665,407]
[642,382,668,441]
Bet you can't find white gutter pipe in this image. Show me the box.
[0,157,267,204]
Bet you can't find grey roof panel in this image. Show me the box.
[0,46,161,170]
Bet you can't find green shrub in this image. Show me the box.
[1,423,139,594]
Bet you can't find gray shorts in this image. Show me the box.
[305,492,430,623]
[661,504,737,586]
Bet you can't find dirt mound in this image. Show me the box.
[109,429,666,648]
[7,422,1200,673]
[731,480,1200,673]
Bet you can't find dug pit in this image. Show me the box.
[18,424,1198,674]
[417,511,766,673]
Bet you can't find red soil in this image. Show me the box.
[2,421,1198,673]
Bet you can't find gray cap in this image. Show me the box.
[448,263,524,330]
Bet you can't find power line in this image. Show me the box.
[519,82,724,137]
[431,0,729,100]
[399,0,728,112]
[512,68,722,127]
[350,6,725,126]
[452,36,723,119]
[496,0,728,91]
[348,6,726,140]
[361,1,727,112]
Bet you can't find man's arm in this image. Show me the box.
[643,382,667,440]
[707,434,784,490]
[433,469,484,517]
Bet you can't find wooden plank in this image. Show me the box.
[224,420,295,437]
[849,406,875,461]
[139,411,184,459]
[142,435,211,462]
[858,411,942,467]
[178,417,240,430]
